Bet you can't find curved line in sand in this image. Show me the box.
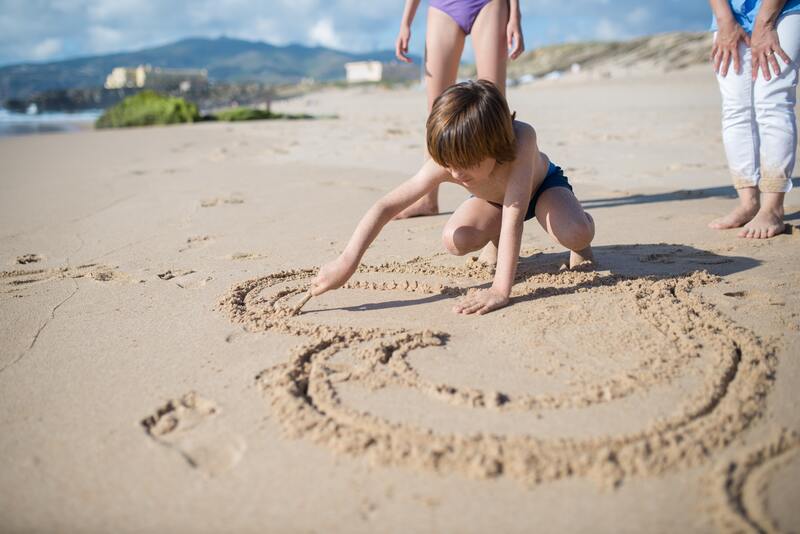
[710,429,800,534]
[218,258,776,487]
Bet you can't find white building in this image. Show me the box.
[104,65,208,91]
[344,61,417,84]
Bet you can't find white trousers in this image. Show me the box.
[716,13,800,193]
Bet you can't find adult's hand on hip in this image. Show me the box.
[712,20,750,76]
[751,22,791,81]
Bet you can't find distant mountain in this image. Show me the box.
[0,37,418,100]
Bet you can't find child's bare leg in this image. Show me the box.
[534,188,595,269]
[468,0,508,256]
[708,186,760,229]
[441,198,502,256]
[739,191,786,238]
[394,8,464,220]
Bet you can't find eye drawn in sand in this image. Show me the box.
[709,429,800,534]
[200,196,244,208]
[141,391,246,477]
[217,256,776,487]
[1,263,127,292]
[16,254,42,265]
[179,235,213,253]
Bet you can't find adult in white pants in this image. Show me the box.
[709,0,800,238]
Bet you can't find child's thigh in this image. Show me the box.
[534,187,588,237]
[444,197,503,235]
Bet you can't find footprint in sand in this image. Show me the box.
[141,391,246,477]
[156,269,195,281]
[208,148,228,162]
[709,429,800,533]
[216,255,776,488]
[1,263,128,292]
[226,252,268,261]
[16,254,42,265]
[179,235,213,253]
[200,196,244,208]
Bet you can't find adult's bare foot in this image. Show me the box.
[738,206,786,238]
[709,186,759,229]
[708,204,760,229]
[569,246,595,269]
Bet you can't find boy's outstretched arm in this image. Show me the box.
[311,160,447,296]
[454,126,539,315]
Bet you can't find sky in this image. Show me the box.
[0,0,711,66]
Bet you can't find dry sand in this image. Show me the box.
[1,65,799,533]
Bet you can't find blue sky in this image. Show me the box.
[0,0,711,66]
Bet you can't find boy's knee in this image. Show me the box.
[442,226,470,256]
[559,214,594,251]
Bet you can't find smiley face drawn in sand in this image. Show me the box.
[218,256,776,487]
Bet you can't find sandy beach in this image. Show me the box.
[1,65,799,533]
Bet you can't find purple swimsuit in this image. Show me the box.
[429,0,493,35]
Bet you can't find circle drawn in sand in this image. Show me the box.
[710,429,800,534]
[218,257,776,487]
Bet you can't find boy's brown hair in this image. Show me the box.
[426,79,516,169]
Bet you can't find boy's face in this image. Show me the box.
[448,158,495,185]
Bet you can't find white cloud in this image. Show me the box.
[308,18,341,49]
[0,0,711,65]
[87,25,125,53]
[595,18,625,41]
[31,38,63,60]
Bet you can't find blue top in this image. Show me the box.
[711,0,800,33]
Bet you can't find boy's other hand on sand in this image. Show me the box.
[311,256,355,296]
[453,287,509,315]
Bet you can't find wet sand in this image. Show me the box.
[1,65,799,533]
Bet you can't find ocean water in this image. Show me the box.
[0,108,102,137]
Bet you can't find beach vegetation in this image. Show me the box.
[209,108,315,121]
[95,90,199,129]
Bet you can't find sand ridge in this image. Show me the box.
[217,256,777,488]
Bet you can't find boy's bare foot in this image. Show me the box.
[476,242,498,265]
[708,186,759,229]
[394,190,439,219]
[569,246,595,269]
[738,207,786,239]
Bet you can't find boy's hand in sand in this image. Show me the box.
[311,256,355,296]
[453,287,509,315]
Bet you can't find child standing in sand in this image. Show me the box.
[309,80,594,315]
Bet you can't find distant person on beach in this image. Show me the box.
[393,0,524,262]
[708,0,800,238]
[309,80,594,315]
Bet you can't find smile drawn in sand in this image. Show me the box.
[217,256,776,487]
[709,429,800,534]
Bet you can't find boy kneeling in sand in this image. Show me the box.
[310,80,595,315]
